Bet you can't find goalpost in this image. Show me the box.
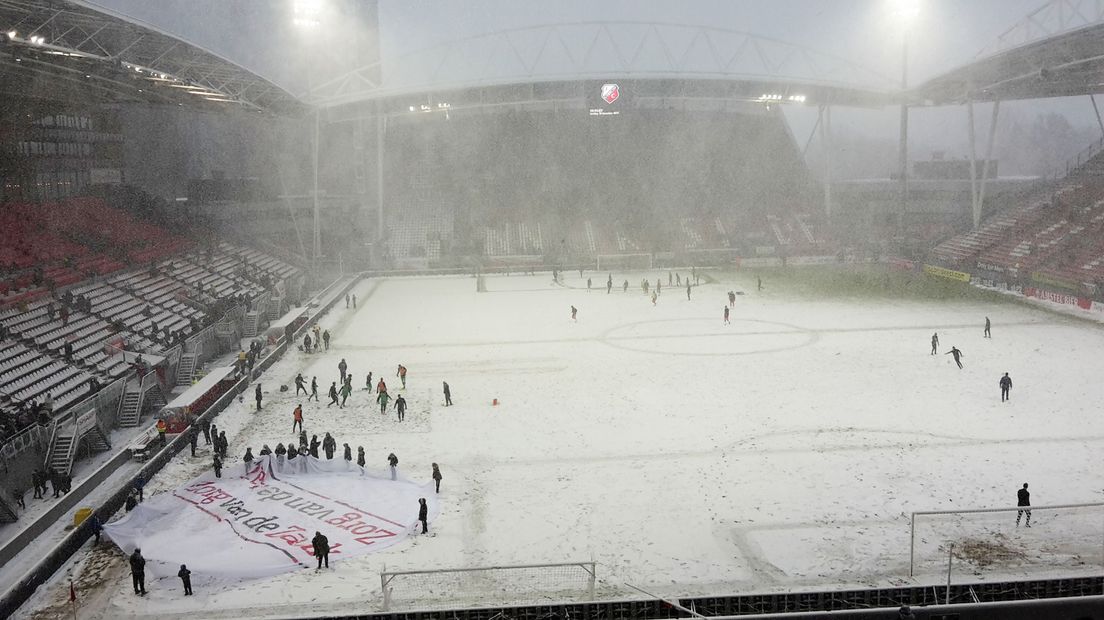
[909,502,1104,577]
[596,253,652,272]
[380,561,597,611]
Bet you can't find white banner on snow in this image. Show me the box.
[104,455,438,579]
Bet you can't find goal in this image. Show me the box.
[596,253,652,272]
[909,502,1104,577]
[380,561,596,611]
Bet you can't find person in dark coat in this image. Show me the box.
[202,420,212,445]
[311,531,330,569]
[310,377,319,402]
[338,358,348,382]
[327,382,339,407]
[387,452,398,480]
[243,447,255,470]
[356,446,365,467]
[12,487,24,509]
[322,329,331,351]
[32,469,43,499]
[130,549,147,595]
[443,381,452,406]
[946,346,964,369]
[295,373,307,396]
[255,383,263,410]
[343,443,352,463]
[275,443,287,468]
[984,316,991,338]
[134,476,145,502]
[309,435,321,458]
[417,498,428,534]
[1017,483,1031,527]
[322,433,336,459]
[259,444,271,456]
[89,515,102,544]
[189,427,198,457]
[125,492,138,512]
[213,454,223,478]
[1000,372,1012,402]
[394,394,407,422]
[287,444,299,459]
[218,431,228,458]
[431,463,442,494]
[178,564,193,595]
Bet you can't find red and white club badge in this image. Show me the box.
[601,83,620,105]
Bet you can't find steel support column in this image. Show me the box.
[820,104,833,219]
[312,107,322,265]
[376,112,386,241]
[897,36,909,232]
[977,101,1001,225]
[967,98,980,229]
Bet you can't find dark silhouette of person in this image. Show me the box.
[1000,372,1012,402]
[946,346,964,369]
[1016,483,1031,527]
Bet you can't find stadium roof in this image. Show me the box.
[0,0,303,115]
[912,1,1104,105]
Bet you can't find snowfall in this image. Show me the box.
[14,270,1104,619]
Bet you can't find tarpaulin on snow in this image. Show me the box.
[103,455,438,578]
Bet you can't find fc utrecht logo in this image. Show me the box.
[601,83,620,105]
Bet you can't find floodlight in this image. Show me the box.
[6,30,16,39]
[890,0,920,23]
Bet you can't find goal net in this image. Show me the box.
[596,253,652,272]
[381,561,596,611]
[909,502,1104,577]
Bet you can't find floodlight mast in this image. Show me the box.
[893,0,919,235]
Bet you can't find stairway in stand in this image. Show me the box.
[47,432,76,477]
[177,353,196,387]
[117,389,144,428]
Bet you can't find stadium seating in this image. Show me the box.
[0,204,302,445]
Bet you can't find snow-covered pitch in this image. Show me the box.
[23,269,1104,618]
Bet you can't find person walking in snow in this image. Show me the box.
[213,454,222,478]
[623,279,629,293]
[292,404,304,433]
[396,364,407,389]
[328,382,339,407]
[443,381,452,406]
[757,275,763,292]
[339,381,352,408]
[377,389,391,415]
[307,376,318,402]
[606,274,612,294]
[931,332,939,355]
[130,549,147,595]
[254,383,263,410]
[417,497,428,534]
[312,531,330,569]
[984,316,992,338]
[388,452,398,480]
[178,564,192,596]
[651,291,657,306]
[570,305,577,322]
[302,333,312,352]
[723,306,730,325]
[946,346,964,369]
[309,435,320,458]
[323,329,331,351]
[728,291,736,307]
[394,394,407,422]
[189,427,198,456]
[343,443,351,463]
[322,433,336,459]
[432,463,442,493]
[338,359,348,383]
[295,373,307,396]
[1016,483,1031,527]
[376,377,387,395]
[352,294,357,308]
[345,293,350,309]
[356,446,366,467]
[365,371,373,392]
[686,282,691,301]
[586,277,592,292]
[1000,372,1012,402]
[243,447,254,471]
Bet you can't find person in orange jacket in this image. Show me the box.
[292,404,304,433]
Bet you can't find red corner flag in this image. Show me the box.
[69,579,76,603]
